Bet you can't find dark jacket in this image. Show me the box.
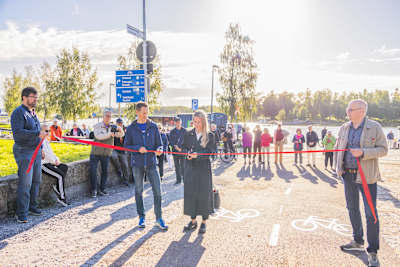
[182,129,216,217]
[70,128,84,136]
[253,129,262,144]
[160,132,169,152]
[169,127,187,152]
[292,134,305,151]
[211,130,220,143]
[11,105,41,150]
[124,119,162,167]
[306,131,319,147]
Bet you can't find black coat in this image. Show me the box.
[182,129,216,217]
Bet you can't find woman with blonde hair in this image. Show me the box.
[182,110,216,234]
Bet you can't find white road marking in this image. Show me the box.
[279,205,283,215]
[269,224,280,246]
[285,187,292,195]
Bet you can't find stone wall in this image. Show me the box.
[0,159,123,218]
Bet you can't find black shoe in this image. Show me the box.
[184,221,198,231]
[91,191,97,198]
[98,190,109,196]
[15,215,28,223]
[28,207,42,216]
[313,164,317,168]
[122,180,129,187]
[57,197,69,207]
[198,223,206,234]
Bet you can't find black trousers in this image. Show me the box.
[42,163,68,200]
[253,142,262,161]
[325,152,333,167]
[191,215,209,220]
[157,154,164,178]
[173,155,185,183]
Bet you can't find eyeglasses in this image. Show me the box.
[346,107,362,113]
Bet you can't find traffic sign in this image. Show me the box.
[126,24,144,39]
[137,41,157,63]
[116,70,145,103]
[192,99,199,111]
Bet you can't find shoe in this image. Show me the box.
[155,218,168,230]
[28,207,42,216]
[324,167,328,170]
[367,252,379,267]
[313,164,317,168]
[306,163,311,167]
[340,240,364,251]
[57,197,69,207]
[138,217,146,228]
[184,221,198,231]
[198,223,206,234]
[98,190,109,196]
[122,180,129,187]
[15,215,28,223]
[91,191,97,198]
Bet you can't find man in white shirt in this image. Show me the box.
[40,124,69,207]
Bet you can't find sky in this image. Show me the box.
[0,0,399,109]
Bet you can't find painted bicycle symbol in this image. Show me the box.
[291,216,352,236]
[211,208,260,223]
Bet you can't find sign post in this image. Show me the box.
[192,99,199,111]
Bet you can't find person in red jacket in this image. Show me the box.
[50,120,62,141]
[261,128,273,165]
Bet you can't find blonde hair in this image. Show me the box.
[193,110,209,148]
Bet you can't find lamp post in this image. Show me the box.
[211,65,219,123]
[109,83,115,110]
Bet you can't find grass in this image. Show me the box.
[0,139,91,177]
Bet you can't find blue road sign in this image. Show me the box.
[192,99,199,111]
[116,70,145,103]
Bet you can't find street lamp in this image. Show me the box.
[211,65,219,123]
[109,83,115,110]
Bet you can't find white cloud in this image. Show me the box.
[373,45,400,56]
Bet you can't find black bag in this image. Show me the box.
[213,188,220,210]
[89,131,95,139]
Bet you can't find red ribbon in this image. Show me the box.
[356,158,378,224]
[25,137,45,174]
[27,136,378,224]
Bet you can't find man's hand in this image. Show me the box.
[110,132,115,137]
[55,159,60,166]
[139,147,147,154]
[188,153,198,159]
[156,147,163,156]
[39,131,48,139]
[350,148,364,158]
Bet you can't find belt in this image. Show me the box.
[344,168,358,174]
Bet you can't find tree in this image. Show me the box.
[261,91,280,119]
[52,47,99,122]
[36,61,57,121]
[3,67,39,116]
[117,41,164,120]
[217,23,258,122]
[276,109,286,121]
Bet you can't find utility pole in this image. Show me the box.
[211,65,219,123]
[142,0,148,103]
[109,83,114,110]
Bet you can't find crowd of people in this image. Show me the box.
[10,87,388,267]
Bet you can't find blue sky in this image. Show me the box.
[0,0,399,107]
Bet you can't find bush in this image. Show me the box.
[0,139,91,177]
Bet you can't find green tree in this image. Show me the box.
[3,67,39,116]
[276,109,286,121]
[261,91,280,119]
[117,41,164,120]
[52,47,99,122]
[217,23,258,122]
[36,61,57,121]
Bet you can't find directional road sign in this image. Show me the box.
[116,70,145,103]
[126,24,144,39]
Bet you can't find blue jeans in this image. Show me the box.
[13,145,42,218]
[89,154,110,192]
[132,166,162,220]
[342,172,379,253]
